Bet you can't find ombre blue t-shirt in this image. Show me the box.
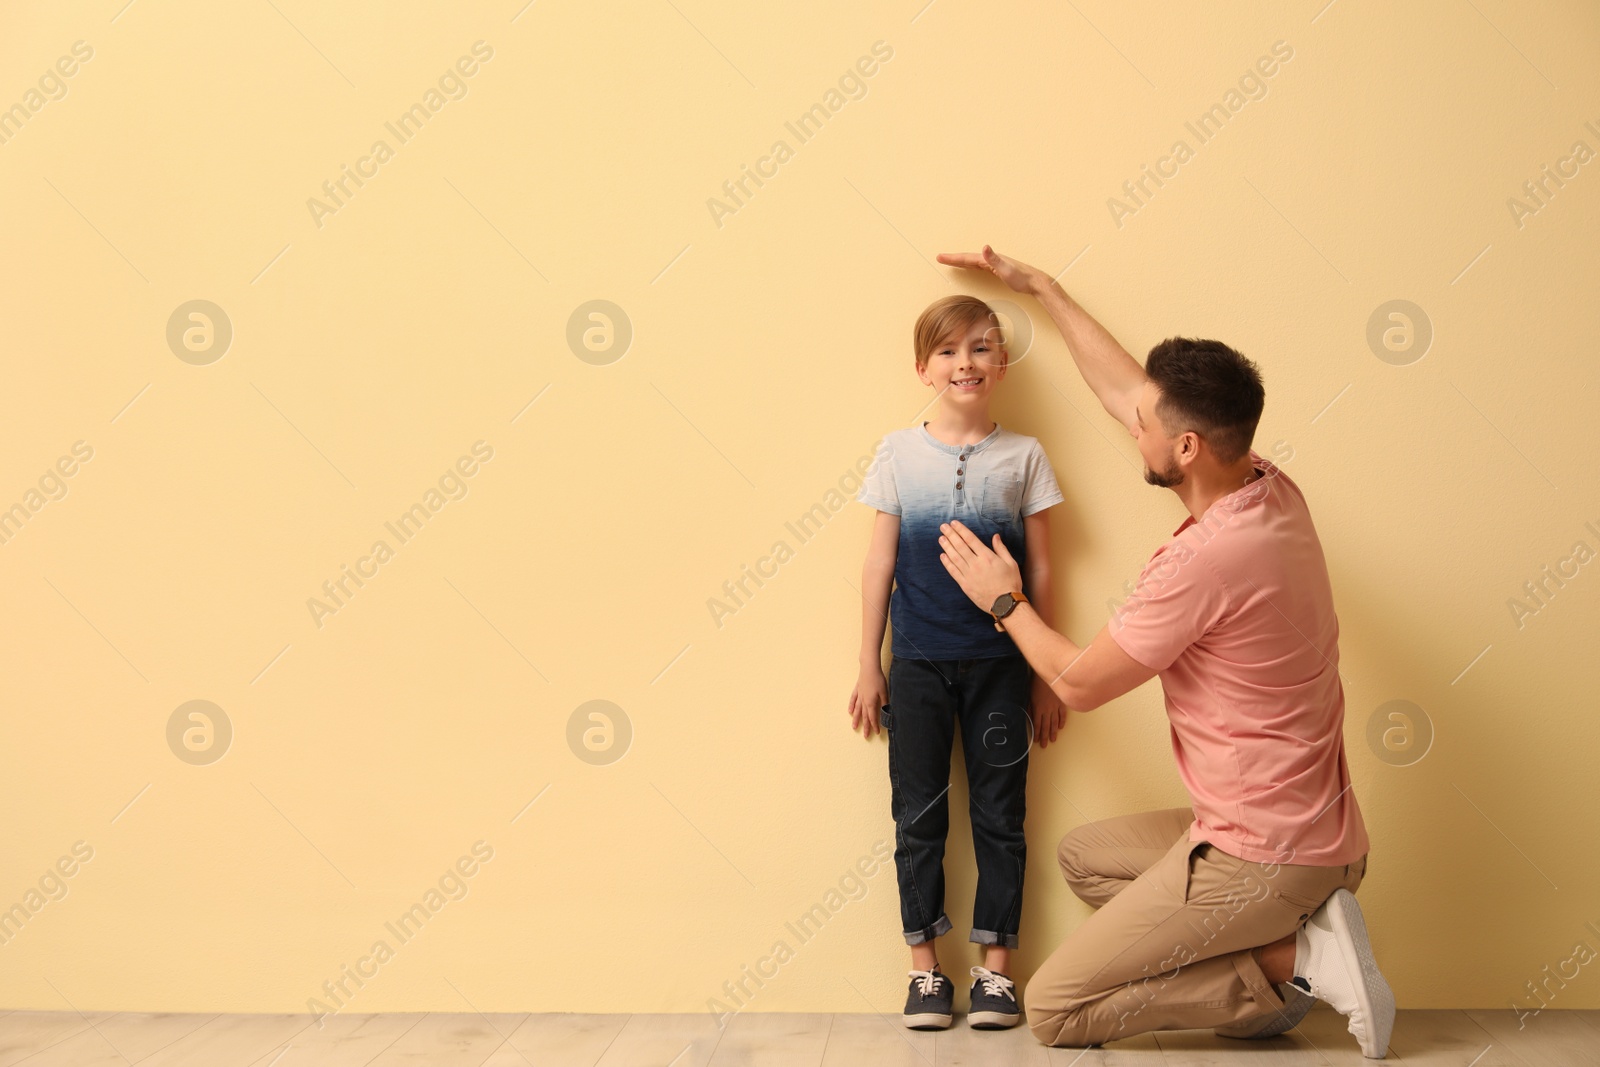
[857,421,1064,660]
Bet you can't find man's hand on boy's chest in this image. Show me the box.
[936,519,1023,614]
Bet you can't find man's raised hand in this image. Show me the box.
[936,245,1045,295]
[942,242,1146,434]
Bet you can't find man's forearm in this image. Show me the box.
[1028,276,1146,431]
[1000,601,1086,704]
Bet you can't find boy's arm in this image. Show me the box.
[937,245,1147,435]
[1022,509,1052,632]
[1022,509,1064,746]
[848,508,898,739]
[858,509,899,669]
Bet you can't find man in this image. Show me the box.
[931,245,1395,1057]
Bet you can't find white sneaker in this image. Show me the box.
[1293,888,1395,1058]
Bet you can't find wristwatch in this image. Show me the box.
[989,590,1029,631]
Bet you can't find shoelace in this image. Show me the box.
[970,966,1015,998]
[907,969,946,997]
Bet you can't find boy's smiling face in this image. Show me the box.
[917,315,1008,401]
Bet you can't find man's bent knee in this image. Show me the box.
[1028,1004,1110,1049]
[1056,829,1113,907]
[1057,827,1090,882]
[1027,1006,1075,1047]
[1026,944,1102,1047]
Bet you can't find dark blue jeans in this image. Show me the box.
[883,652,1033,948]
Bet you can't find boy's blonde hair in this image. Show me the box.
[913,295,1006,370]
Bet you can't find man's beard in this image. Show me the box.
[1144,453,1184,488]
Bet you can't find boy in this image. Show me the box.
[848,294,1065,1030]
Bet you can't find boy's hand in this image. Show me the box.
[938,520,1024,615]
[937,245,1047,295]
[1031,674,1065,748]
[848,665,889,739]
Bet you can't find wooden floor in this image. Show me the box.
[0,1007,1595,1065]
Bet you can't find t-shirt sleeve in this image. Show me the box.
[1021,440,1065,517]
[855,435,900,515]
[1107,539,1230,671]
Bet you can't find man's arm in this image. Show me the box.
[998,607,1156,711]
[937,245,1147,435]
[1031,279,1146,436]
[937,517,1156,710]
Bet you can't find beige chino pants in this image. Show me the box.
[1026,806,1367,1047]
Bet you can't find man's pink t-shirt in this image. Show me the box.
[1108,450,1369,867]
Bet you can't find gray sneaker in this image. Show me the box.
[903,968,954,1030]
[967,966,1021,1029]
[1214,979,1315,1039]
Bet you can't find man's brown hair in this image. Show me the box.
[1144,337,1265,463]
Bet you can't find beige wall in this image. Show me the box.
[2,0,1597,1017]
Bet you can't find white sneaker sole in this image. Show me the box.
[967,1009,1020,1029]
[1323,888,1395,1058]
[903,1012,952,1030]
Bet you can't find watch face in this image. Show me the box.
[992,593,1015,616]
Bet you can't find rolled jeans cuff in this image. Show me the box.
[903,914,953,946]
[970,928,1019,949]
